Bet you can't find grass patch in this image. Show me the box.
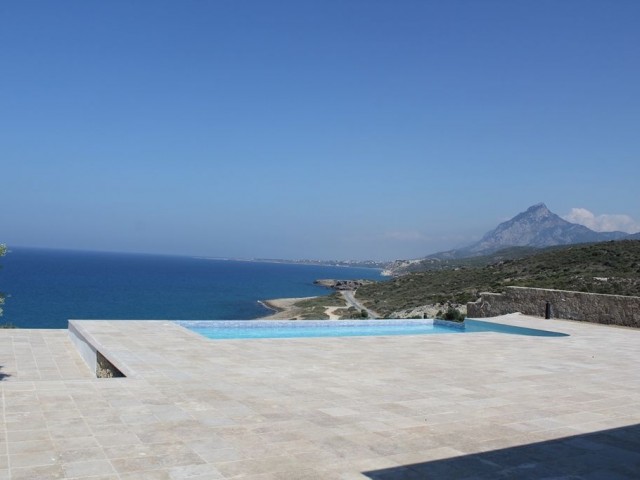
[293,293,345,320]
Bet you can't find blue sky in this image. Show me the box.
[1,1,639,260]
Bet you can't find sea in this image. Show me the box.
[0,247,385,329]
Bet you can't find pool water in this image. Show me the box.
[177,319,567,340]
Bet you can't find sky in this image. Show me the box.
[1,1,639,261]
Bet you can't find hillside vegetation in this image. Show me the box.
[357,240,640,318]
[388,246,544,274]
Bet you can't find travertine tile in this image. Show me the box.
[1,315,640,478]
[61,459,116,478]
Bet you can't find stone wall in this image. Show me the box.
[467,286,640,328]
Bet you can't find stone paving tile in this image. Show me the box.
[1,314,640,478]
[7,439,54,455]
[9,463,65,480]
[119,471,172,480]
[61,459,116,478]
[56,446,107,464]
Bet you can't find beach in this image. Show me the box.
[260,296,347,320]
[259,297,318,319]
[259,291,381,320]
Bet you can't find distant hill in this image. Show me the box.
[358,240,640,318]
[437,203,628,258]
[387,203,630,275]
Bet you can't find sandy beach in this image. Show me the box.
[259,296,318,320]
[259,296,347,320]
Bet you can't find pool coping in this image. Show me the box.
[69,317,572,378]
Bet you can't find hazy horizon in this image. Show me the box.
[5,200,640,263]
[2,1,639,261]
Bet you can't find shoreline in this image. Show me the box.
[203,256,386,271]
[258,296,319,320]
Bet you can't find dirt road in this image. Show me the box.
[341,290,381,319]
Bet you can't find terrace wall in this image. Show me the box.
[467,286,640,328]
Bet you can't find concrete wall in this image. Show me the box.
[68,321,97,374]
[68,320,127,378]
[467,286,640,328]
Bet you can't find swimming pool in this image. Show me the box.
[176,319,568,340]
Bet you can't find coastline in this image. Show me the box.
[258,296,319,320]
[201,256,386,271]
[258,292,377,320]
[3,249,384,328]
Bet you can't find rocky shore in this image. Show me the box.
[388,303,467,319]
[260,298,466,320]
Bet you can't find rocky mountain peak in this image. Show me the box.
[526,202,550,215]
[429,203,629,260]
[384,203,634,274]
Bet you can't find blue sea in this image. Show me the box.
[0,248,385,329]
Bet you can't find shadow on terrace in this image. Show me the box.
[363,423,640,479]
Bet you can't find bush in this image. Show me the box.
[437,307,465,322]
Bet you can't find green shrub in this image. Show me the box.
[437,307,465,322]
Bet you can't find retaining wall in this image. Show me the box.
[68,320,127,378]
[467,286,640,328]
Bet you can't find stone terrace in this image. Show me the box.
[1,314,639,479]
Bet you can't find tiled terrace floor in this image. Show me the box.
[1,314,639,479]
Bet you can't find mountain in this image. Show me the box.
[445,203,628,258]
[385,203,630,275]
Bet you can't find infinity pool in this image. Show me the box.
[177,319,567,340]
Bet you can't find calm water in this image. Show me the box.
[181,319,463,339]
[0,248,384,329]
[180,319,568,340]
